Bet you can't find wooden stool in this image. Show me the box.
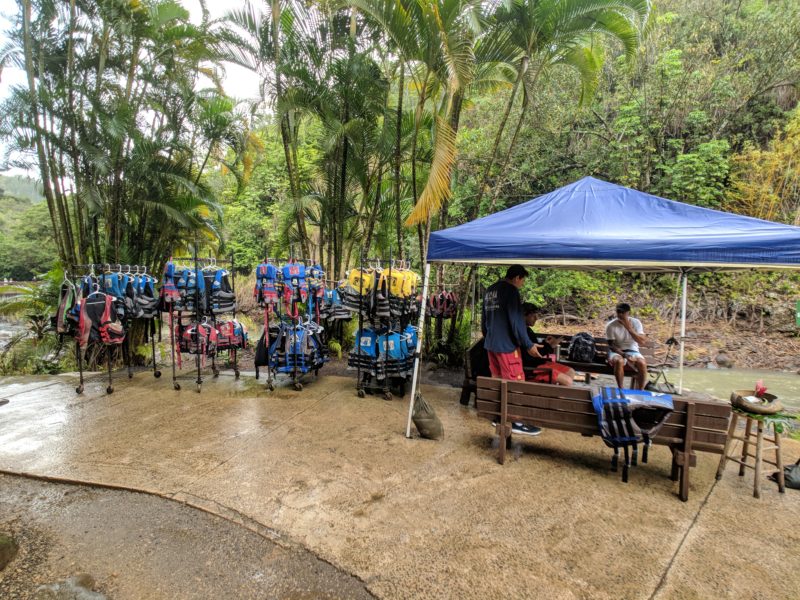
[716,410,785,498]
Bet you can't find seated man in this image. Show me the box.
[522,304,575,386]
[605,302,648,389]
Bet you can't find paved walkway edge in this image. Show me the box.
[0,468,375,595]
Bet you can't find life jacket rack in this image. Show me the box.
[253,255,328,391]
[60,263,160,395]
[161,251,243,393]
[345,249,421,401]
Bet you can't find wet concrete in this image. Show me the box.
[0,474,373,599]
[0,372,798,599]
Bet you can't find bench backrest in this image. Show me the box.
[475,377,731,449]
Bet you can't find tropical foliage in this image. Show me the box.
[1,0,800,372]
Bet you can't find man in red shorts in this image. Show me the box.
[521,304,575,386]
[481,266,544,436]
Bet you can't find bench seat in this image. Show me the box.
[475,376,731,501]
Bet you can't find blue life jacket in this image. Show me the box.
[281,263,308,302]
[355,329,377,358]
[592,387,674,482]
[255,263,279,305]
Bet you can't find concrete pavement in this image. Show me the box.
[0,372,798,599]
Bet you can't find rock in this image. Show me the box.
[34,574,106,600]
[0,532,18,570]
[715,352,735,369]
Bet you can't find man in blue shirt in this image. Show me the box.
[482,265,544,436]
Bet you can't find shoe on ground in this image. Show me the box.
[511,422,543,436]
[491,422,543,436]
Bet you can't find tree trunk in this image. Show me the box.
[488,87,530,214]
[272,0,309,259]
[393,62,405,260]
[468,57,527,221]
[22,0,68,265]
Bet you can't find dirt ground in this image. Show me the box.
[0,474,373,599]
[0,372,798,599]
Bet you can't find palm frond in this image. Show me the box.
[406,115,456,225]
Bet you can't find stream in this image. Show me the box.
[670,367,800,409]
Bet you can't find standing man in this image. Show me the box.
[482,266,543,435]
[605,302,648,389]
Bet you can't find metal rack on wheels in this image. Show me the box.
[68,263,161,395]
[350,247,418,401]
[165,248,240,393]
[253,252,328,391]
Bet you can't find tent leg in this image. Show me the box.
[406,262,432,438]
[678,271,688,395]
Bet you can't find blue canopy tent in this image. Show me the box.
[405,177,800,437]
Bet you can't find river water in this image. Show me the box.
[671,367,800,409]
[0,318,26,349]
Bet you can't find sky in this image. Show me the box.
[0,0,261,175]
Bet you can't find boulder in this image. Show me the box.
[715,352,734,369]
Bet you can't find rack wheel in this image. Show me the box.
[294,382,303,391]
[106,386,114,394]
[173,382,181,391]
[234,370,240,379]
[357,389,366,398]
[75,385,84,395]
[154,370,162,378]
[267,382,274,391]
[383,392,393,401]
[196,384,202,393]
[128,372,133,379]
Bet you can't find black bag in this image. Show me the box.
[771,458,800,490]
[568,332,596,362]
[254,332,269,368]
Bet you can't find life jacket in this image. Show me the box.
[98,294,125,345]
[177,321,218,367]
[119,274,141,319]
[592,387,674,482]
[216,320,247,350]
[210,268,236,313]
[160,261,181,305]
[78,291,114,348]
[281,262,308,307]
[54,282,75,335]
[389,271,406,297]
[137,275,160,319]
[373,269,390,318]
[103,273,124,299]
[568,332,596,363]
[254,262,279,305]
[177,266,206,311]
[308,264,326,298]
[346,269,373,297]
[355,328,378,358]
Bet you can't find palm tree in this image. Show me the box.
[470,0,652,218]
[1,0,229,271]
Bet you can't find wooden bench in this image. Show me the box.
[552,334,662,386]
[475,376,732,501]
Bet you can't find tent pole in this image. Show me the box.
[678,271,688,395]
[406,262,432,438]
